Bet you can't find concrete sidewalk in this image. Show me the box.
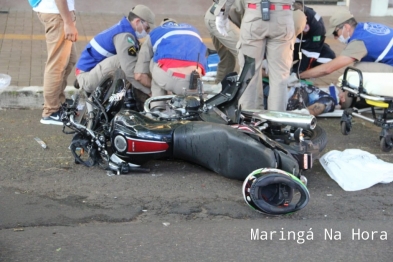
[1,6,393,109]
[0,10,215,109]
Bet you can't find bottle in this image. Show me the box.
[329,83,338,105]
[34,137,47,149]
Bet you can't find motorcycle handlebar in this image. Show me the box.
[69,114,98,140]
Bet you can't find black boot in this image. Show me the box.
[74,79,80,89]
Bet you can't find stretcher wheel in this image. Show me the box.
[340,121,351,135]
[380,136,393,152]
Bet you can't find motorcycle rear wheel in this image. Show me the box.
[267,125,328,154]
[300,125,327,153]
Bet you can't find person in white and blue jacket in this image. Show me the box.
[295,9,393,109]
[134,18,207,108]
[75,5,155,95]
[32,0,78,125]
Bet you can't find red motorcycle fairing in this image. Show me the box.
[125,137,169,154]
[172,122,300,181]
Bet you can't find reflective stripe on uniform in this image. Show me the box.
[301,49,321,59]
[90,38,115,57]
[376,37,393,63]
[316,57,333,63]
[295,38,307,43]
[152,30,203,52]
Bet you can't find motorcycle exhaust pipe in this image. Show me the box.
[244,110,317,130]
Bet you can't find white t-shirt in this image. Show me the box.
[33,0,75,13]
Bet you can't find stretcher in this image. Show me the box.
[339,66,393,152]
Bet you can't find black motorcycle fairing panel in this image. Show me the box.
[112,109,189,142]
[173,122,279,180]
[110,110,187,164]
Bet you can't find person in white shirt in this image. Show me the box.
[33,0,78,125]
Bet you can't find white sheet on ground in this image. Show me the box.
[319,149,393,191]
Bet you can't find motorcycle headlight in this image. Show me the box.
[114,135,127,153]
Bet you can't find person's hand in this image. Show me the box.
[215,11,229,36]
[287,72,300,86]
[64,23,78,42]
[135,73,151,88]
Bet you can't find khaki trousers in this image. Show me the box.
[77,56,120,94]
[150,62,200,108]
[204,9,240,83]
[77,55,151,95]
[238,5,294,111]
[37,12,77,117]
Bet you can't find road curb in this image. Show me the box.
[0,83,220,110]
[0,86,79,109]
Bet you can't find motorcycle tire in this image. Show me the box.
[69,134,98,167]
[300,125,328,153]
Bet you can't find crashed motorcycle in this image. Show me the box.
[61,57,327,215]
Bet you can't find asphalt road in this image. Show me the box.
[1,0,393,260]
[0,109,393,261]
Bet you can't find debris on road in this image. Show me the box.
[34,137,47,149]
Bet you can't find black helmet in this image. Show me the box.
[242,168,310,215]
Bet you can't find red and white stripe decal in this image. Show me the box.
[230,124,255,133]
[126,137,169,154]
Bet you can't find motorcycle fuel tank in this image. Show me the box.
[110,109,188,164]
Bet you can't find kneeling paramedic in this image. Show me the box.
[75,5,155,96]
[134,18,207,108]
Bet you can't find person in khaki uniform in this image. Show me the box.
[214,0,295,111]
[300,9,393,80]
[134,19,207,109]
[204,1,244,84]
[33,0,78,125]
[75,5,155,96]
[294,9,393,108]
[263,8,306,76]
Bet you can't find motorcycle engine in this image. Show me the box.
[152,95,201,120]
[169,95,200,112]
